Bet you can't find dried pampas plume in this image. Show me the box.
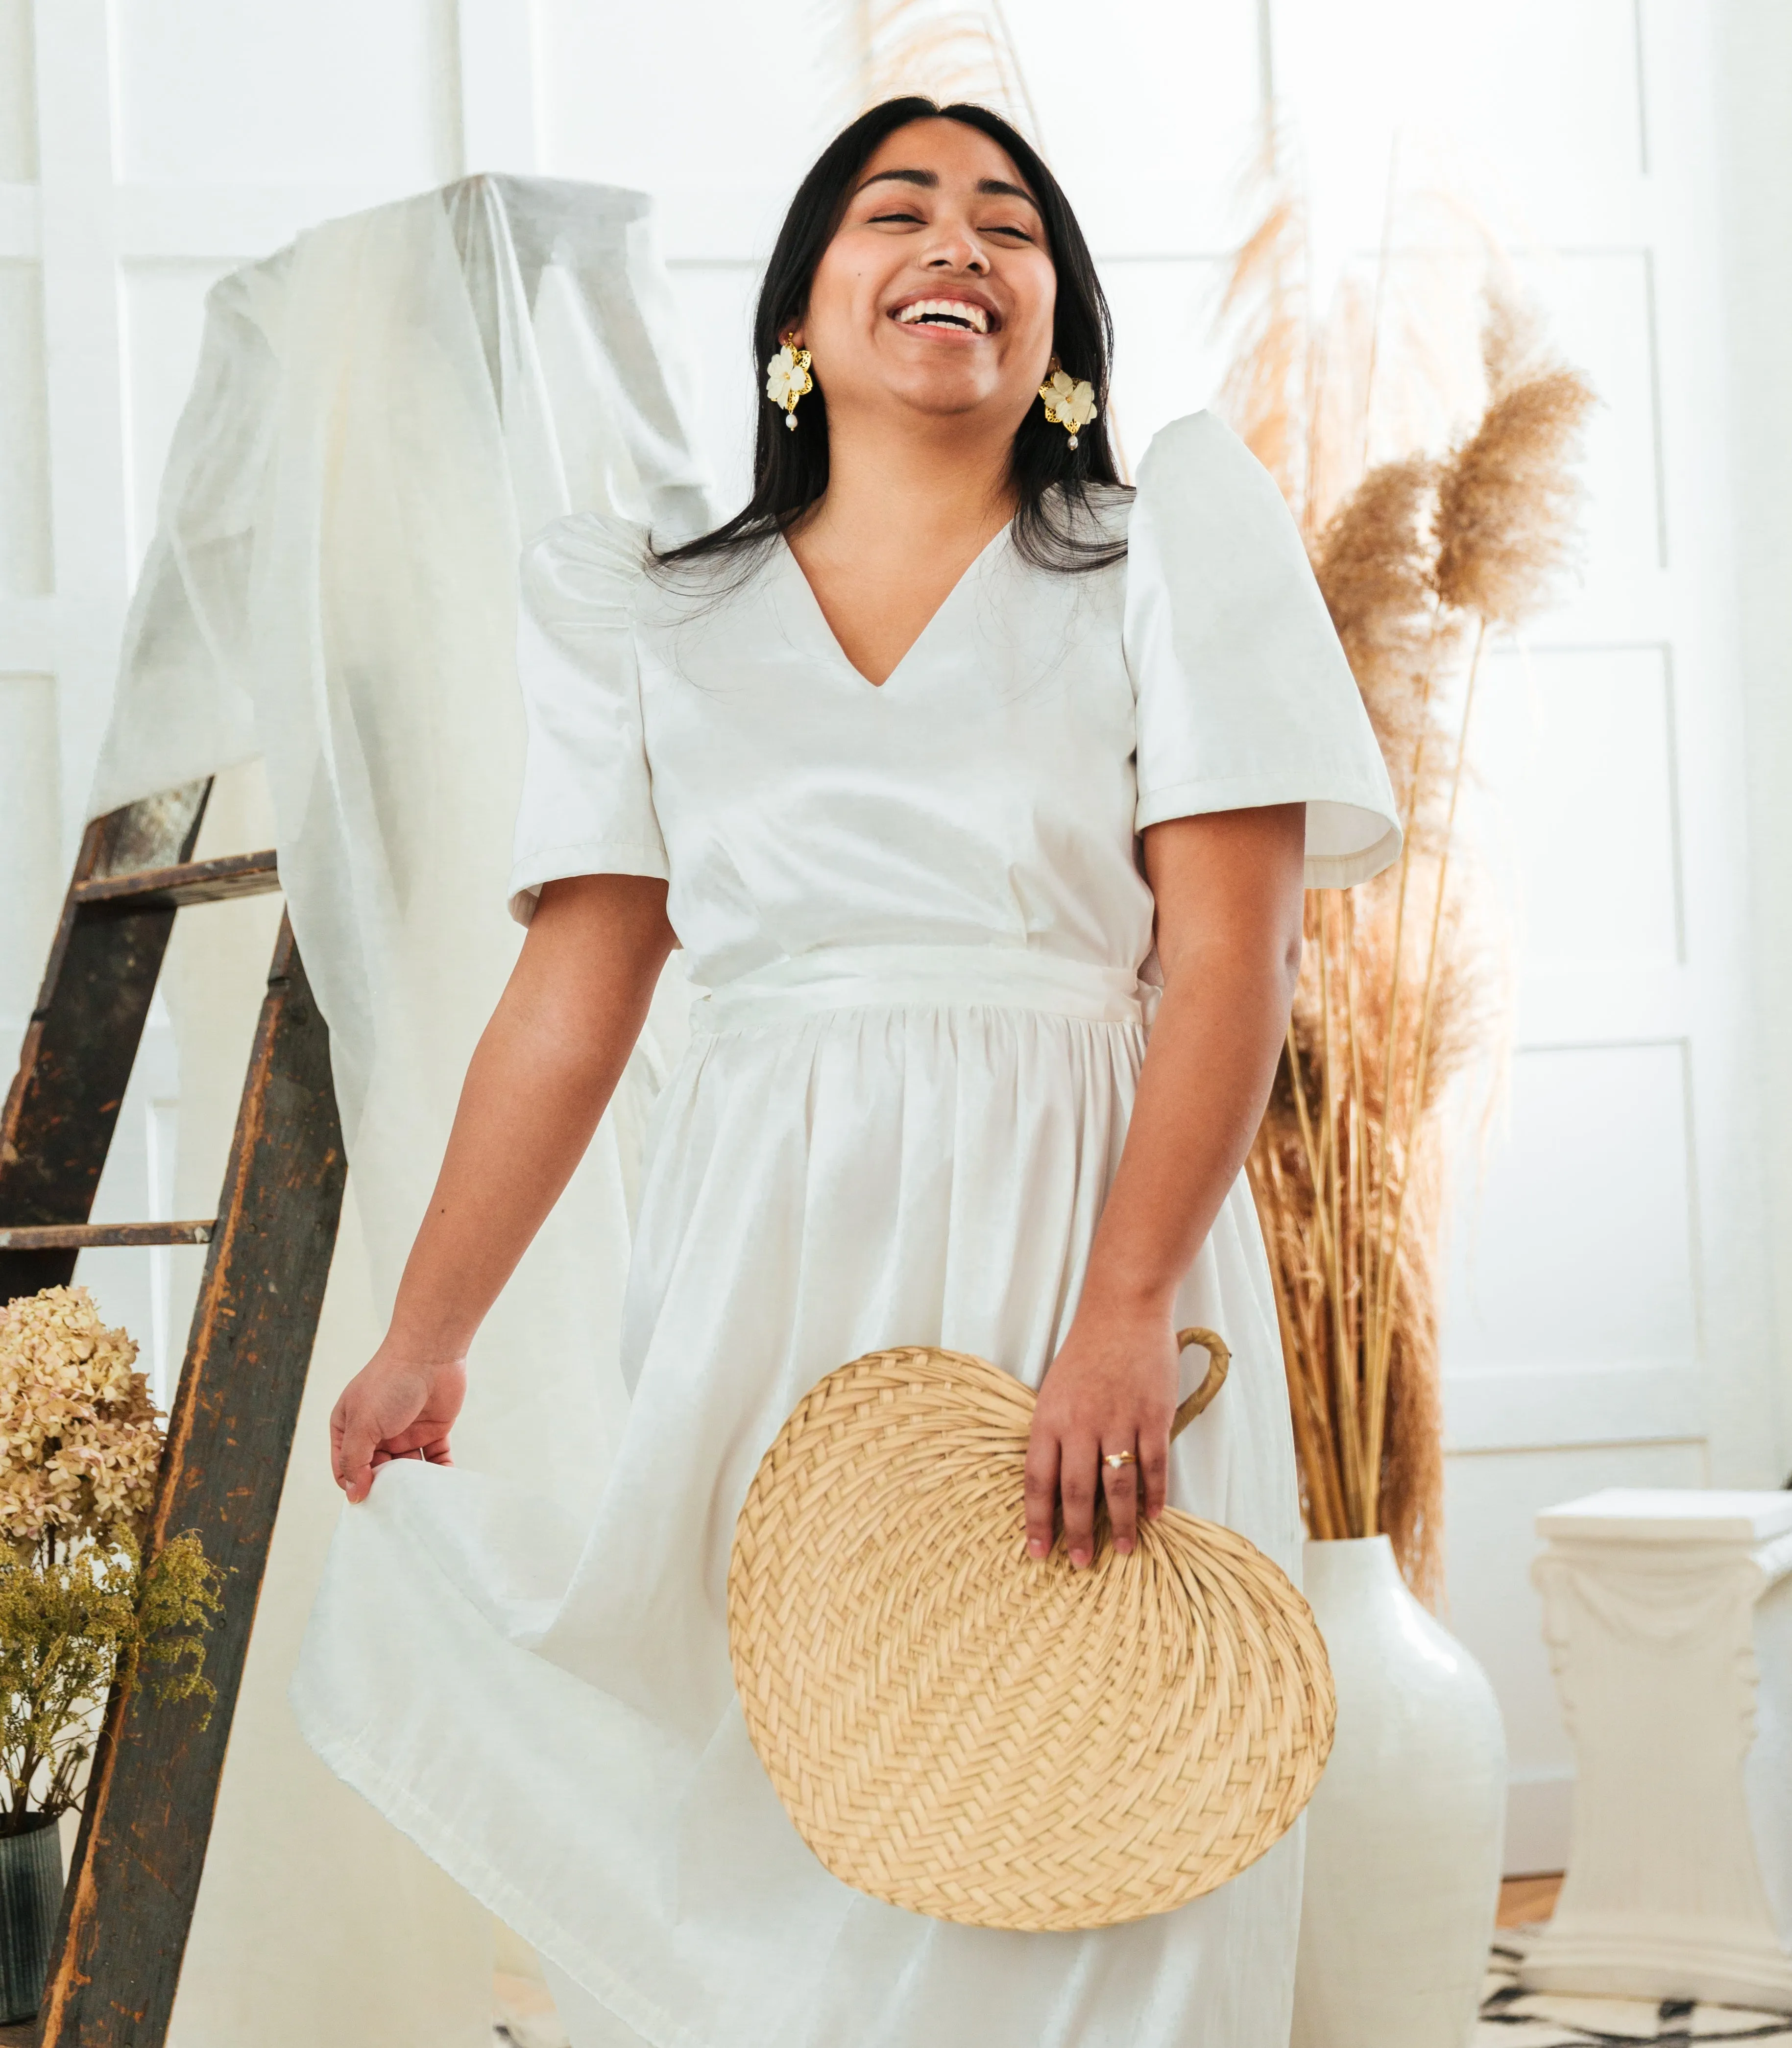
[1433,301,1597,626]
[846,0,1041,140]
[1222,161,1597,1601]
[1215,190,1315,512]
[1310,455,1461,836]
[1210,126,1505,546]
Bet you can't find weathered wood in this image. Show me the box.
[34,916,344,2048]
[79,787,216,887]
[0,782,347,2039]
[70,850,278,913]
[0,784,212,1304]
[0,1223,214,1253]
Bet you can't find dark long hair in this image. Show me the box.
[655,97,1129,578]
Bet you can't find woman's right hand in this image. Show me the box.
[330,1347,469,1504]
[320,872,677,1505]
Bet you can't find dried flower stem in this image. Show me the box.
[1363,619,1487,1519]
[1220,158,1595,1596]
[1363,622,1443,1406]
[1252,1156,1346,1540]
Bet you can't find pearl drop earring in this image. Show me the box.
[765,335,813,431]
[1039,359,1098,450]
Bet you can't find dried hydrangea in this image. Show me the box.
[0,1285,163,1554]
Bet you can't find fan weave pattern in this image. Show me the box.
[728,1343,1335,1932]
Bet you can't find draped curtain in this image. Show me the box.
[87,173,711,2048]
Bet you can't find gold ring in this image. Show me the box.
[1102,1448,1137,1470]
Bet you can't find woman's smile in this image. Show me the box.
[889,291,1001,337]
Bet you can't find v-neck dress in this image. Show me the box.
[292,410,1401,2048]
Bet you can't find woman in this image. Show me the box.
[295,97,1399,2048]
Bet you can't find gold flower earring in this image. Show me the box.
[1039,359,1098,450]
[766,333,813,431]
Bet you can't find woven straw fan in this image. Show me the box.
[728,1329,1336,1933]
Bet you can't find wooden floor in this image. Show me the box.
[1498,1872,1564,1928]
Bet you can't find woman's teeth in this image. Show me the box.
[895,300,991,334]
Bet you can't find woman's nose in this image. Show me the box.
[922,228,990,274]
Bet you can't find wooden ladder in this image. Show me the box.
[0,778,345,2047]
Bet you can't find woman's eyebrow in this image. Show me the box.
[854,168,1041,211]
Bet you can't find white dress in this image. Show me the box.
[292,410,1401,2048]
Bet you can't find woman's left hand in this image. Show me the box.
[1024,1304,1181,1566]
[1021,806,1308,1573]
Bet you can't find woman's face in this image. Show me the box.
[795,118,1058,435]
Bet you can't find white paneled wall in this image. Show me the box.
[0,263,48,591]
[0,0,33,182]
[0,670,56,1004]
[118,259,236,572]
[1471,649,1682,975]
[0,0,1785,1932]
[111,0,455,189]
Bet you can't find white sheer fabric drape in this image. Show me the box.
[91,169,708,1513]
[86,174,709,2047]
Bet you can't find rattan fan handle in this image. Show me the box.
[1168,1327,1230,1441]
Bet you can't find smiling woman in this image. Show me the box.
[294,94,1403,2048]
[656,97,1129,601]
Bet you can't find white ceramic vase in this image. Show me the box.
[1290,1535,1507,2048]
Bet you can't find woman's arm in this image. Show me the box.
[1023,803,1306,1566]
[329,872,676,1502]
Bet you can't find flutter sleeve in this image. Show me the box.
[506,512,669,925]
[1124,410,1403,888]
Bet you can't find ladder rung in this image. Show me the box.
[0,1220,215,1251]
[71,849,279,911]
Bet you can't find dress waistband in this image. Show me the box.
[689,945,1154,1031]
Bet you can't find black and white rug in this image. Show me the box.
[1481,1935,1792,2044]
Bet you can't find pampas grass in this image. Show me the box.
[844,0,1040,136]
[1225,171,1597,1599]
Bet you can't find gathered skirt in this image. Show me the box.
[291,995,1306,2048]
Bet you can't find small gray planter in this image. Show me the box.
[0,1818,64,2024]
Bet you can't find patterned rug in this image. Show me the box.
[1480,1933,1792,2045]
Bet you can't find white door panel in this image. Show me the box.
[111,0,456,189]
[1448,1041,1698,1375]
[1471,644,1683,970]
[0,261,49,594]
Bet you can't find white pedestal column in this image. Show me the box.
[1523,1488,1792,2011]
